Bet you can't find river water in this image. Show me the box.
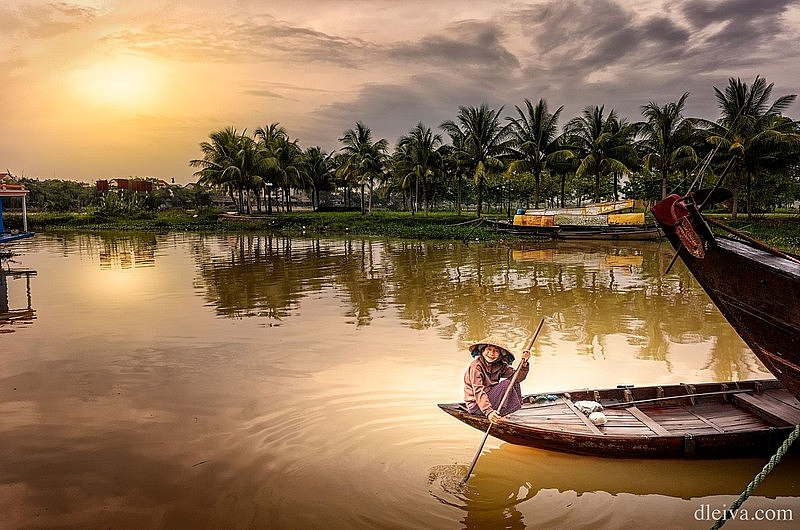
[1,232,798,529]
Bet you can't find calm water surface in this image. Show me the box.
[1,232,798,529]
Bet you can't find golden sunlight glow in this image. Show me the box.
[71,55,165,110]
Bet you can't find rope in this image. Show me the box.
[705,217,800,265]
[710,423,800,529]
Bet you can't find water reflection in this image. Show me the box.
[3,232,789,529]
[0,260,36,332]
[430,446,800,530]
[190,235,757,380]
[98,235,157,269]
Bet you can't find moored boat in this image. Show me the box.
[439,379,800,458]
[488,199,662,240]
[651,191,800,400]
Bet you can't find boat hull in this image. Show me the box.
[652,194,800,399]
[440,379,800,458]
[487,220,662,241]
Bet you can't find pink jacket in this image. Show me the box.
[463,355,529,414]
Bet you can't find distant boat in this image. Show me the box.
[651,190,800,400]
[487,199,662,240]
[0,181,34,244]
[439,378,800,458]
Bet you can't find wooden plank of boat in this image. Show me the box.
[625,406,670,436]
[562,397,604,435]
[732,391,800,426]
[439,378,799,458]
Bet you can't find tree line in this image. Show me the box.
[190,75,800,220]
[9,75,798,219]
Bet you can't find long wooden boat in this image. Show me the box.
[651,191,800,400]
[487,218,662,240]
[487,199,662,240]
[439,379,800,458]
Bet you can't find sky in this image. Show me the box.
[2,0,799,184]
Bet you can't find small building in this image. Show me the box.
[0,180,34,243]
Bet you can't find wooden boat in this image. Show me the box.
[651,191,800,400]
[439,379,800,458]
[487,199,662,240]
[487,219,662,240]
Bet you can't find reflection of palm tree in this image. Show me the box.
[335,239,387,326]
[704,330,764,381]
[191,235,755,376]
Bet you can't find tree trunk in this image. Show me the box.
[423,179,429,217]
[456,174,462,216]
[746,171,753,220]
[594,174,601,203]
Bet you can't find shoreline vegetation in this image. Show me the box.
[8,209,800,252]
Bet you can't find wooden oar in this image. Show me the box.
[462,318,545,484]
[603,388,752,408]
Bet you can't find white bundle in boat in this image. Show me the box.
[573,400,608,425]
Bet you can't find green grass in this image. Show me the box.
[708,214,800,253]
[12,209,502,241]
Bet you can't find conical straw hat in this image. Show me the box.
[469,335,515,363]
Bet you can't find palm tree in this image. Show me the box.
[190,126,261,214]
[255,123,304,212]
[565,105,636,203]
[639,93,699,200]
[507,98,569,208]
[441,104,512,217]
[438,142,468,216]
[301,146,335,211]
[397,123,443,216]
[338,122,388,214]
[699,76,800,218]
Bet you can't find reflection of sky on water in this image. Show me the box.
[1,232,791,529]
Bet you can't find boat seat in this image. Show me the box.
[564,398,604,435]
[625,406,670,436]
[733,392,800,426]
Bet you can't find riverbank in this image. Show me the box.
[7,210,800,250]
[16,210,503,241]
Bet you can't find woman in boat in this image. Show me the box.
[464,336,531,422]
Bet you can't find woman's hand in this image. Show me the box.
[521,350,531,364]
[487,410,502,423]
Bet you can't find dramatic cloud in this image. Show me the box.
[0,0,798,181]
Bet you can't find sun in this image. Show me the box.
[71,55,165,111]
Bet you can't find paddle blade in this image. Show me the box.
[693,188,732,209]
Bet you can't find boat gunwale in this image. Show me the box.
[439,379,799,458]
